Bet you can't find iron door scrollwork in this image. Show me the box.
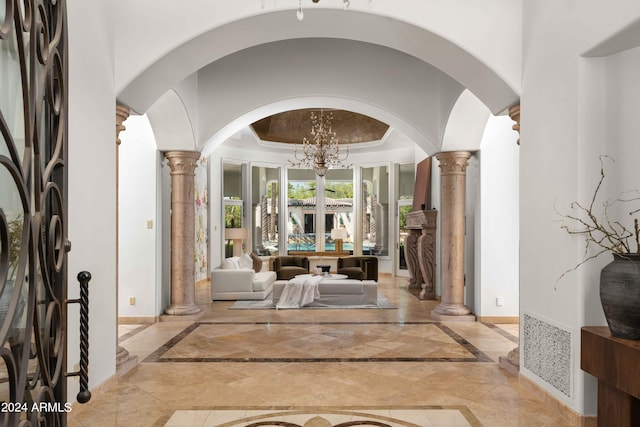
[1,0,73,425]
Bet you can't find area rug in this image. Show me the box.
[229,294,396,309]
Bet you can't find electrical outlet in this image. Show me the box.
[146,220,153,229]
[496,297,504,307]
[129,297,135,305]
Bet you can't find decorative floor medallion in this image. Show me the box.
[164,408,482,427]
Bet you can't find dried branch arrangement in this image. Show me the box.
[557,156,640,285]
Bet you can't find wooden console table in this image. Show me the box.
[581,326,640,427]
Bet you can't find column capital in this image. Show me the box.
[115,104,130,146]
[435,151,472,175]
[164,151,201,176]
[508,103,521,145]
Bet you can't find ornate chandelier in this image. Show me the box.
[289,110,350,177]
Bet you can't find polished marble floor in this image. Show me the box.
[67,277,572,427]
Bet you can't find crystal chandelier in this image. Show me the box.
[289,110,350,177]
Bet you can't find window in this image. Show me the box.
[287,169,317,252]
[287,168,353,253]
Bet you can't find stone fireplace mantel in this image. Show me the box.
[404,209,437,300]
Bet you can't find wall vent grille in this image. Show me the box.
[523,313,572,398]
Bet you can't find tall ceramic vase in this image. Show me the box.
[600,253,640,340]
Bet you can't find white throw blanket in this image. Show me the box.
[275,275,323,309]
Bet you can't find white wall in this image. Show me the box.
[477,116,520,318]
[521,1,640,415]
[118,115,160,319]
[160,155,172,311]
[67,0,116,399]
[430,156,442,297]
[590,46,640,232]
[464,154,479,311]
[575,45,640,330]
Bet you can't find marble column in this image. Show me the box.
[500,103,521,373]
[164,151,202,316]
[115,105,138,375]
[432,151,475,321]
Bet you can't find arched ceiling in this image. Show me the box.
[196,38,464,154]
[117,8,519,113]
[114,2,522,154]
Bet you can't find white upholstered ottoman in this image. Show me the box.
[272,279,377,306]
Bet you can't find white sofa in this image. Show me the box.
[211,255,276,300]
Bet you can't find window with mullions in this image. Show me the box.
[287,169,316,252]
[287,168,353,253]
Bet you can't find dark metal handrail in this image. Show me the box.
[65,271,92,403]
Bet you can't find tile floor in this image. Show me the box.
[67,277,573,427]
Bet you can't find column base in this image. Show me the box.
[431,303,475,321]
[433,302,472,315]
[499,346,520,375]
[431,310,476,322]
[164,303,203,316]
[116,345,138,377]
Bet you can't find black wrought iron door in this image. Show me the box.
[1,0,70,425]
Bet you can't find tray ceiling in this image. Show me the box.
[251,109,389,145]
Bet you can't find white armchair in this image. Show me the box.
[211,255,276,300]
